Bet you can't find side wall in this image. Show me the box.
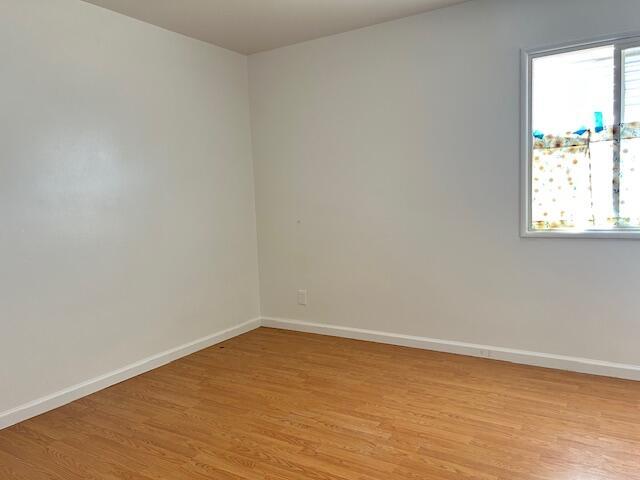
[249,0,640,367]
[0,0,260,417]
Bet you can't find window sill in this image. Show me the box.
[521,228,640,239]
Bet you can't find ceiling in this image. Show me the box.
[82,0,468,55]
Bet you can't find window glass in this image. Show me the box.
[531,46,615,231]
[532,46,614,135]
[620,46,640,226]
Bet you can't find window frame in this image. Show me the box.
[521,32,640,239]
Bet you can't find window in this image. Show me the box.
[522,34,640,238]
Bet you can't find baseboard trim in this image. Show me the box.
[4,315,639,431]
[0,317,261,430]
[261,317,640,382]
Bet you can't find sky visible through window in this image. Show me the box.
[532,46,614,136]
[623,46,640,123]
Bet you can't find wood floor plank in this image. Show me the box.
[1,327,640,479]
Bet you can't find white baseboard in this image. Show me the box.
[262,317,640,382]
[0,318,261,430]
[4,315,639,431]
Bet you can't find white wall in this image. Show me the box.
[249,0,640,366]
[0,0,260,414]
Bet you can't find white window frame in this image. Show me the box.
[521,32,640,239]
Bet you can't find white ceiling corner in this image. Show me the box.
[82,0,468,54]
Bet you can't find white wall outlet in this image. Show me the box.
[297,289,308,306]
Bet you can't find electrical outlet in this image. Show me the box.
[297,289,308,306]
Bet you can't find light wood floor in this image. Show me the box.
[1,328,640,479]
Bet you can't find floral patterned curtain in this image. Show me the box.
[532,131,594,230]
[531,122,640,230]
[619,125,640,227]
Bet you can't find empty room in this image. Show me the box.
[2,0,640,478]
